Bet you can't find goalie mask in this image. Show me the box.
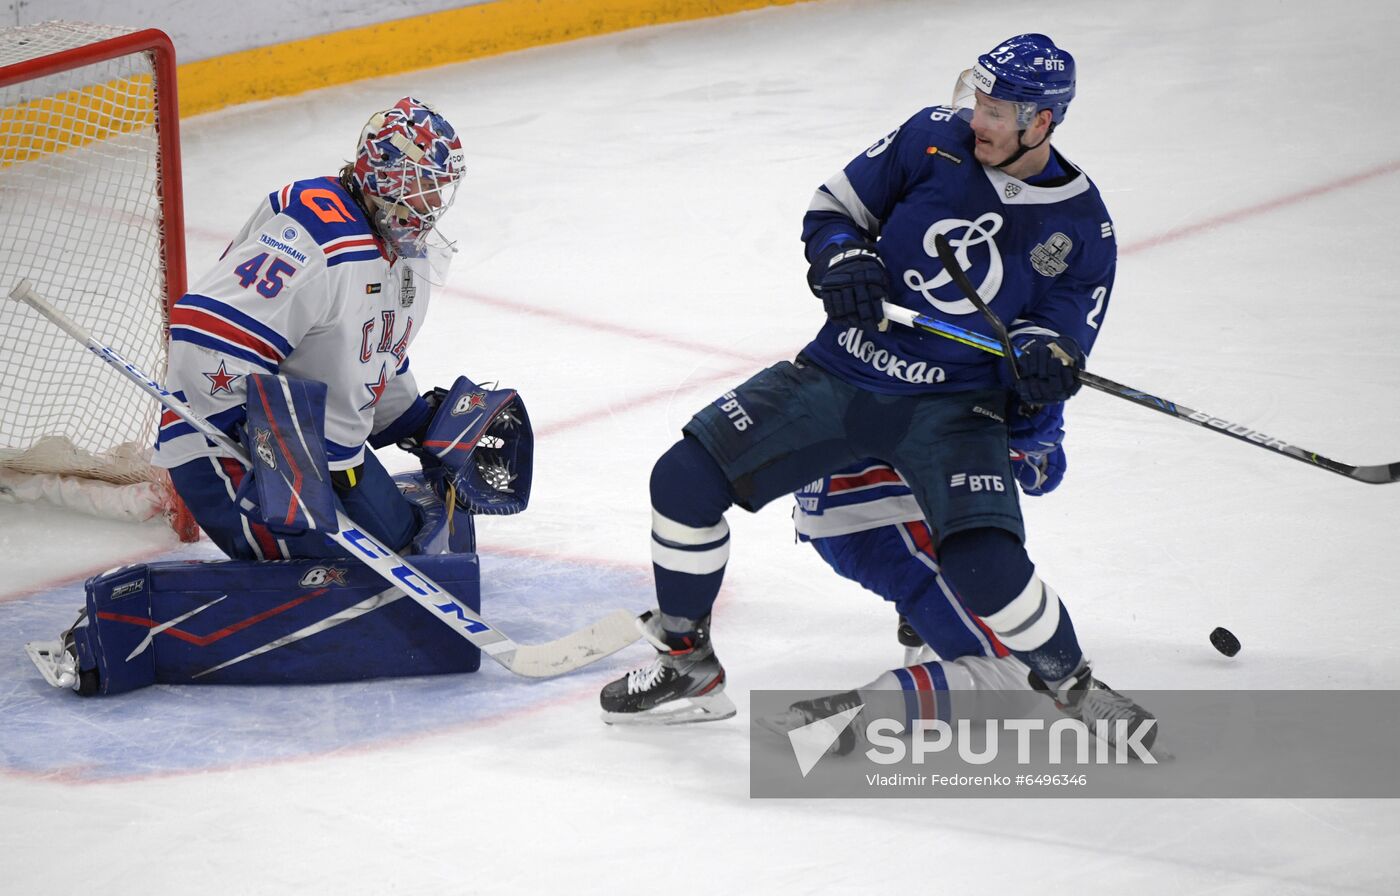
[417,376,534,516]
[353,96,465,263]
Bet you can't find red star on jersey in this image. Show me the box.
[203,361,240,395]
[359,363,389,411]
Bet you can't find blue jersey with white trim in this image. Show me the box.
[800,106,1116,394]
[156,177,429,471]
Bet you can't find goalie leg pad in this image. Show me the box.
[69,553,482,695]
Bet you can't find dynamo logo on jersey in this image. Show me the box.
[903,213,1005,315]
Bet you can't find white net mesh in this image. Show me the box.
[0,21,172,485]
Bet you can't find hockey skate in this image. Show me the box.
[25,609,96,694]
[897,615,936,666]
[755,689,867,758]
[600,612,736,725]
[1030,664,1159,754]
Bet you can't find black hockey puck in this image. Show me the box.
[1209,626,1241,657]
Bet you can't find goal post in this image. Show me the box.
[0,21,197,540]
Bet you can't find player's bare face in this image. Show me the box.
[969,94,1024,166]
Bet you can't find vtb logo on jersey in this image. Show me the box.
[949,471,1006,493]
[904,213,1005,315]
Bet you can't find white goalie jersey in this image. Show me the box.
[154,176,430,471]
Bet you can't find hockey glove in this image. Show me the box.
[1008,402,1066,497]
[410,376,534,515]
[1010,444,1066,496]
[807,239,889,328]
[1012,335,1084,405]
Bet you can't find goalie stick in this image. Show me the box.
[876,234,1400,485]
[7,279,643,676]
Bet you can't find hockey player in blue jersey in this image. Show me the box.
[600,34,1155,746]
[156,97,516,561]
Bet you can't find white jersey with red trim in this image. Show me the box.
[155,177,429,471]
[792,460,923,540]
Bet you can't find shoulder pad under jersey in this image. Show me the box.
[267,177,382,261]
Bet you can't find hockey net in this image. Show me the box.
[0,21,197,539]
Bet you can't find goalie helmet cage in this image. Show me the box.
[0,21,197,540]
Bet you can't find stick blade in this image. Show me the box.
[496,609,643,678]
[1348,462,1400,484]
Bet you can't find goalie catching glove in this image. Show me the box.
[400,376,534,515]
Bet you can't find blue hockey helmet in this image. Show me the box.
[954,34,1076,127]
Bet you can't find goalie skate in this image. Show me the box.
[600,612,735,725]
[25,610,99,694]
[25,609,88,691]
[25,639,78,690]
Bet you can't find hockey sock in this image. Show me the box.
[938,527,1084,684]
[648,436,737,624]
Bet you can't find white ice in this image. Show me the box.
[4,0,1400,892]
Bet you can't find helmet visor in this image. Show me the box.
[953,68,1040,130]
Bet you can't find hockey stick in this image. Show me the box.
[7,279,643,676]
[879,235,1400,485]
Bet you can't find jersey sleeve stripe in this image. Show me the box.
[170,304,285,366]
[176,294,295,356]
[327,250,382,268]
[827,466,907,493]
[157,421,198,441]
[157,405,245,447]
[815,173,881,236]
[324,237,383,268]
[170,328,280,373]
[326,439,363,464]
